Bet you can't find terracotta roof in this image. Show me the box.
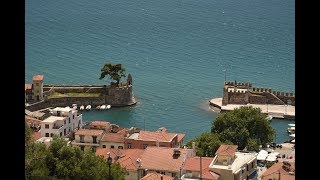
[75,129,104,136]
[101,133,125,143]
[261,162,295,180]
[117,149,144,171]
[25,115,42,125]
[139,147,193,172]
[25,84,32,91]
[95,148,122,163]
[32,75,44,81]
[32,131,41,141]
[215,145,238,157]
[90,121,110,127]
[137,130,177,142]
[184,157,219,180]
[141,173,174,180]
[176,133,185,143]
[117,128,128,135]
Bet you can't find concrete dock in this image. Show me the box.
[209,98,295,119]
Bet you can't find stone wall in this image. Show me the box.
[27,84,136,111]
[248,95,267,104]
[227,92,249,104]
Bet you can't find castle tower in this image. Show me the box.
[127,73,132,86]
[32,75,44,101]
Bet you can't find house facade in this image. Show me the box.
[72,129,104,152]
[208,145,257,180]
[40,107,83,138]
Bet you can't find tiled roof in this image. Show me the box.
[32,75,44,81]
[32,131,41,141]
[176,133,185,143]
[25,115,42,124]
[90,121,110,127]
[184,157,219,180]
[139,147,193,172]
[215,145,238,157]
[25,84,32,91]
[261,162,295,180]
[116,128,128,135]
[75,129,104,136]
[137,130,177,142]
[101,133,125,143]
[117,149,144,171]
[141,172,174,180]
[95,148,122,163]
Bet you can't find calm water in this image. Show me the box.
[25,0,295,143]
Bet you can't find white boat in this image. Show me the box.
[288,123,295,127]
[106,105,111,109]
[79,105,85,110]
[287,126,295,134]
[266,115,273,122]
[289,133,295,138]
[100,105,106,110]
[95,105,101,110]
[86,105,91,111]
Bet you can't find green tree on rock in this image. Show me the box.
[212,106,275,150]
[99,63,126,86]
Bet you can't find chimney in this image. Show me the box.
[161,175,163,180]
[192,142,195,150]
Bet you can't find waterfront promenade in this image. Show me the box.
[209,98,295,119]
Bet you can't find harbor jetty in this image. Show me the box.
[209,81,295,119]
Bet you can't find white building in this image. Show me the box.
[208,145,258,180]
[40,107,83,138]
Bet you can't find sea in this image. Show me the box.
[25,0,295,144]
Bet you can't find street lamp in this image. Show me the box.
[107,152,112,180]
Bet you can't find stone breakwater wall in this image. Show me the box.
[26,84,136,111]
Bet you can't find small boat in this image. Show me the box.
[95,105,101,110]
[287,126,295,134]
[106,105,111,109]
[266,115,273,122]
[288,123,295,127]
[100,105,106,110]
[79,105,85,111]
[86,105,91,111]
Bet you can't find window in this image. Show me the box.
[92,136,97,143]
[160,172,165,175]
[50,133,54,137]
[80,135,84,143]
[92,146,97,152]
[102,145,106,148]
[110,145,114,149]
[118,146,123,149]
[69,118,70,123]
[69,127,71,133]
[128,143,132,149]
[64,128,66,136]
[64,120,66,124]
[73,115,75,119]
[143,144,148,149]
[172,173,176,177]
[80,146,84,151]
[36,83,39,86]
[45,133,49,137]
[60,132,62,137]
[45,124,49,129]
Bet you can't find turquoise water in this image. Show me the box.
[25,0,295,143]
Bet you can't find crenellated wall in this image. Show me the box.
[222,81,295,106]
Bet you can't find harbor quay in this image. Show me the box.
[209,98,295,119]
